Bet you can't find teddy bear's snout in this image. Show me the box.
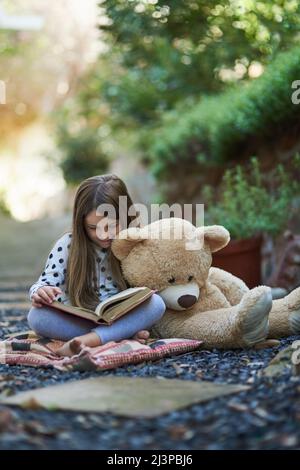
[177,294,198,308]
[158,282,200,311]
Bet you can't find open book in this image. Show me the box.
[49,286,156,325]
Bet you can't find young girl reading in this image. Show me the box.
[27,174,166,357]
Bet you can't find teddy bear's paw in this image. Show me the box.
[237,286,272,347]
[287,287,300,334]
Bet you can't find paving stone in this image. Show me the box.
[0,292,28,301]
[1,377,249,418]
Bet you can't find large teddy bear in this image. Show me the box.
[111,217,300,349]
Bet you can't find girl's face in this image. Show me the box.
[84,210,121,249]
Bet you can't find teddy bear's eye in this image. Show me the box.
[188,275,194,282]
[168,277,176,284]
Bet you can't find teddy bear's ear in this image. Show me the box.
[195,225,230,253]
[111,227,147,261]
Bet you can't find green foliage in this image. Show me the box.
[0,190,11,217]
[203,156,300,240]
[100,0,300,125]
[49,2,300,189]
[146,46,300,179]
[56,126,110,185]
[51,2,300,185]
[51,64,113,185]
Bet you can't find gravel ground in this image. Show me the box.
[0,307,299,450]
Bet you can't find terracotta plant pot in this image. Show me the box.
[212,236,263,289]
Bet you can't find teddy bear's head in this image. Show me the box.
[111,217,229,311]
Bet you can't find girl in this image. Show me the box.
[27,174,166,357]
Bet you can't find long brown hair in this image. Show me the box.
[65,174,136,309]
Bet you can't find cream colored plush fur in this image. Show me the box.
[112,218,300,349]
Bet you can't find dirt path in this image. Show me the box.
[0,213,71,282]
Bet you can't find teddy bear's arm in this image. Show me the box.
[208,267,249,306]
[194,281,231,312]
[151,285,273,349]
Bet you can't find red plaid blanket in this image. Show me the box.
[0,331,202,372]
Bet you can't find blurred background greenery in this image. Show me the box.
[1,0,300,283]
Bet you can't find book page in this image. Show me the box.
[50,301,95,316]
[50,286,154,324]
[100,288,153,323]
[94,287,148,317]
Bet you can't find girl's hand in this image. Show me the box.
[31,286,63,308]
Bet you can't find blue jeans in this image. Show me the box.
[27,293,166,344]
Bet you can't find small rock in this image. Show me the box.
[0,408,14,433]
[280,435,298,447]
[227,401,249,412]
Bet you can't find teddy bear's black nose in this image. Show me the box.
[178,294,197,308]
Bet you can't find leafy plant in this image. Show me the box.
[0,190,11,217]
[146,45,300,180]
[203,156,300,240]
[56,126,110,185]
[100,0,300,127]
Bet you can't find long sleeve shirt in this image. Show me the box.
[28,232,120,305]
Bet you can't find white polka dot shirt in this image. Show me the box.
[29,232,121,305]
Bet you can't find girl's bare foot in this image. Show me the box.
[56,330,150,357]
[132,330,150,344]
[56,338,83,357]
[56,332,101,357]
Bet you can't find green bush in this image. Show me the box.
[146,46,300,179]
[100,0,300,128]
[0,190,10,217]
[56,127,110,185]
[203,157,300,240]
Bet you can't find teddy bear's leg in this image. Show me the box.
[152,286,272,349]
[267,287,300,338]
[208,267,249,305]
